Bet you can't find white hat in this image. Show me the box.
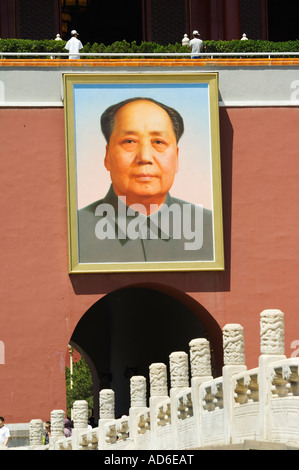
[192,30,200,35]
[71,30,79,35]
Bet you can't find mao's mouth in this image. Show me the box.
[133,173,156,181]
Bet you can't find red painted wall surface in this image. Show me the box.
[1,106,299,423]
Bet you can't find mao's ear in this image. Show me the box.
[104,145,110,170]
[175,147,179,173]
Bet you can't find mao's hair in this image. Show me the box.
[100,97,184,144]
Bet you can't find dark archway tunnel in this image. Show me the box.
[70,285,223,419]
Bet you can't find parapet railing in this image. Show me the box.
[231,368,259,444]
[199,376,224,447]
[1,52,299,59]
[24,309,299,451]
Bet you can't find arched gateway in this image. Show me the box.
[69,285,223,420]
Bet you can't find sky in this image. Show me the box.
[73,81,214,210]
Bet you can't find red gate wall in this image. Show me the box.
[1,104,299,422]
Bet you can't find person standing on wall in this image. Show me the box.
[0,417,10,447]
[43,420,51,445]
[189,30,203,59]
[65,30,83,59]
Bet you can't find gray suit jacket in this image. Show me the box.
[77,185,214,263]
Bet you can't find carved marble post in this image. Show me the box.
[73,400,88,428]
[189,338,212,378]
[182,33,190,46]
[131,376,147,408]
[72,400,88,450]
[189,338,213,446]
[260,309,285,355]
[29,419,43,447]
[98,389,115,449]
[169,351,189,389]
[169,352,190,449]
[99,389,115,420]
[149,363,169,449]
[258,309,286,441]
[129,376,148,444]
[223,324,246,366]
[149,363,168,397]
[49,409,65,446]
[222,324,247,445]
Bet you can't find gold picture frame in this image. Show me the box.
[64,72,224,273]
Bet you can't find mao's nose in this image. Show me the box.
[135,141,154,164]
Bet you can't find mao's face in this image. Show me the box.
[104,100,179,210]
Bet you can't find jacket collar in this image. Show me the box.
[102,185,174,240]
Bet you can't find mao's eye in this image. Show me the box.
[152,139,168,151]
[121,138,138,151]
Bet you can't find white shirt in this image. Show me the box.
[0,425,10,445]
[65,36,83,59]
[190,38,203,55]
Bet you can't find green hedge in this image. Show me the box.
[0,39,66,53]
[204,39,299,53]
[82,40,188,54]
[1,38,299,56]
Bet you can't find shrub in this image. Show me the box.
[65,357,93,417]
[203,39,299,54]
[1,38,299,57]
